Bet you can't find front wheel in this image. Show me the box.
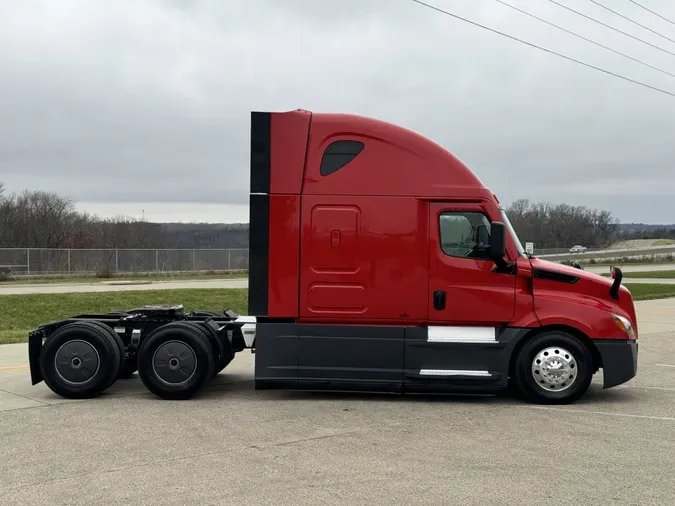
[513,331,594,405]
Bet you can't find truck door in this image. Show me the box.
[427,202,516,325]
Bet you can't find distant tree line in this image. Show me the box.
[1,182,672,250]
[0,182,248,249]
[504,199,620,249]
[618,226,675,241]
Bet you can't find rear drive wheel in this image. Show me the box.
[82,320,128,384]
[39,321,123,399]
[513,331,594,405]
[137,322,215,400]
[191,321,234,374]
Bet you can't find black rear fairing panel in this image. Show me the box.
[247,193,269,316]
[250,111,271,195]
[248,111,272,317]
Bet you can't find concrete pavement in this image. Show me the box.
[0,299,674,504]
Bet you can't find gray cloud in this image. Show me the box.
[1,0,674,223]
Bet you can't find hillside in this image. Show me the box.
[618,223,675,232]
[162,222,249,249]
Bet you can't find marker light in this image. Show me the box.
[611,313,634,337]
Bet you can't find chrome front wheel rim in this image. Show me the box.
[531,346,577,392]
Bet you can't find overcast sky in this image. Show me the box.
[1,0,675,224]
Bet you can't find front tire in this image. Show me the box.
[513,331,594,405]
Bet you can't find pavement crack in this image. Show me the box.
[260,426,373,448]
[519,405,675,422]
[0,387,49,406]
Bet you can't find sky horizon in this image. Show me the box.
[2,0,675,224]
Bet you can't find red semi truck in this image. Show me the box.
[28,109,638,405]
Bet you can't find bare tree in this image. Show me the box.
[505,199,620,249]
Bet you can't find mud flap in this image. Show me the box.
[28,330,44,385]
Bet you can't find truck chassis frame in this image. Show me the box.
[28,304,255,400]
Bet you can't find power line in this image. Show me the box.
[547,0,675,59]
[588,0,675,45]
[494,0,675,81]
[409,0,675,99]
[628,0,675,27]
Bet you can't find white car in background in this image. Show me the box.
[569,245,587,253]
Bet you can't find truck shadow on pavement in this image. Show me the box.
[35,372,634,408]
[189,374,636,407]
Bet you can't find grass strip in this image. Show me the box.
[0,288,247,344]
[625,283,675,301]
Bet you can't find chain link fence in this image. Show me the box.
[0,248,249,276]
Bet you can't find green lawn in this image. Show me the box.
[625,283,675,301]
[0,288,247,345]
[0,271,246,286]
[601,270,675,279]
[1,284,673,345]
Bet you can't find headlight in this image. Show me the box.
[611,313,634,337]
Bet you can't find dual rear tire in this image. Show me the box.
[40,321,125,399]
[136,322,217,400]
[39,320,227,400]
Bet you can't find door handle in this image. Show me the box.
[433,290,446,311]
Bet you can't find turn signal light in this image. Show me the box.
[611,313,634,337]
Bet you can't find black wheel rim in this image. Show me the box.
[54,339,101,385]
[152,340,197,385]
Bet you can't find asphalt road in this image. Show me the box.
[1,265,675,295]
[585,263,675,274]
[538,244,675,261]
[0,299,674,505]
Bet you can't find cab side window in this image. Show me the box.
[439,211,492,260]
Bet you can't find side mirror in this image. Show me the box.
[489,221,506,260]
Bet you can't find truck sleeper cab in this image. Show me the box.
[26,109,637,404]
[249,109,637,405]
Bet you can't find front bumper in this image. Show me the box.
[594,338,638,389]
